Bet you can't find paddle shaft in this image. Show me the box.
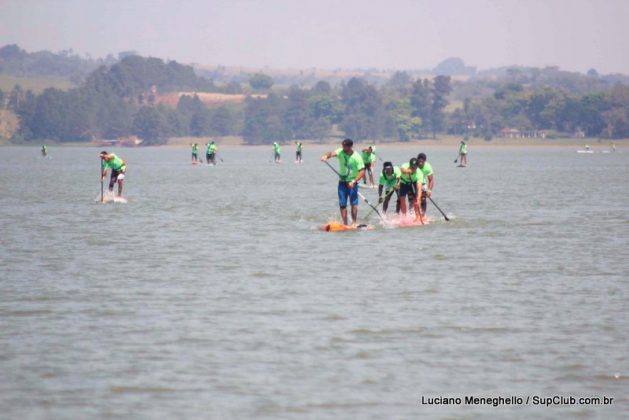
[100,157,104,203]
[429,196,450,221]
[364,187,396,220]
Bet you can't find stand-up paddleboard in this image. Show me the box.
[321,222,372,232]
[97,195,128,204]
[577,150,594,154]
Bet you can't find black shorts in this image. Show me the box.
[109,169,123,188]
[399,182,416,198]
[364,162,372,170]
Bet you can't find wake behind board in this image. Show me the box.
[386,217,431,228]
[321,222,373,232]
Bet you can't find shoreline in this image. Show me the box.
[2,136,625,149]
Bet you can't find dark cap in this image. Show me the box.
[409,157,418,168]
[342,138,353,147]
[100,150,108,155]
[383,161,393,170]
[417,153,426,161]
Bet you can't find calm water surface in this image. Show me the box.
[1,145,628,419]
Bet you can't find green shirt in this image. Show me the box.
[400,162,424,185]
[102,154,125,171]
[419,162,433,184]
[379,166,401,188]
[192,144,198,153]
[459,143,467,154]
[296,142,302,152]
[207,143,217,154]
[361,150,376,164]
[334,148,365,182]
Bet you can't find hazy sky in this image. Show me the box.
[1,0,628,74]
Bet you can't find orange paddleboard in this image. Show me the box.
[321,222,372,232]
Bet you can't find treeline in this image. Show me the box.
[2,53,629,143]
[3,55,222,143]
[447,82,629,139]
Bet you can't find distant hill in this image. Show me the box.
[0,44,117,84]
[433,57,476,76]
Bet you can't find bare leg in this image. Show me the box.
[351,205,358,225]
[400,196,407,215]
[340,207,348,225]
[117,179,124,197]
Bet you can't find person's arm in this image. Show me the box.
[427,174,434,196]
[349,169,365,188]
[378,184,383,199]
[400,167,412,174]
[320,150,338,161]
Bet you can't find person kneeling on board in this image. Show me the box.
[378,161,400,214]
[100,151,127,197]
[399,157,424,222]
[321,138,365,227]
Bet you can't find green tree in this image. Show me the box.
[133,106,167,144]
[249,73,274,90]
[340,77,384,140]
[431,75,451,138]
[409,79,432,136]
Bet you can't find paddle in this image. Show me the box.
[100,157,104,203]
[364,187,396,221]
[454,154,459,164]
[322,159,385,223]
[429,197,450,221]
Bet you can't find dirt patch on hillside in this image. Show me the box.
[156,92,266,108]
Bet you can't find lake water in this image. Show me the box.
[1,145,627,419]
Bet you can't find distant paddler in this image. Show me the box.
[457,141,468,167]
[361,145,377,188]
[273,142,281,163]
[41,144,47,158]
[100,151,127,197]
[417,153,434,217]
[378,161,401,214]
[321,138,365,227]
[191,143,199,164]
[399,157,424,222]
[295,141,303,163]
[206,140,218,165]
[612,142,616,152]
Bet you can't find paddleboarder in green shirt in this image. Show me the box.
[191,143,199,164]
[295,141,303,163]
[458,141,468,167]
[321,138,365,226]
[100,151,127,197]
[41,144,47,158]
[417,153,434,217]
[206,141,217,165]
[361,145,377,188]
[400,157,424,222]
[273,142,281,163]
[378,161,401,214]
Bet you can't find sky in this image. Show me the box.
[1,0,628,74]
